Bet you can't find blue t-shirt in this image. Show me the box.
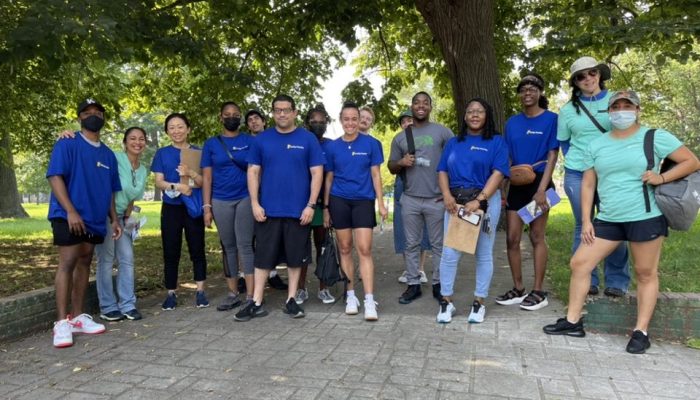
[46,133,121,237]
[201,134,251,201]
[151,144,201,205]
[247,127,326,218]
[505,110,559,172]
[326,134,384,200]
[437,134,510,189]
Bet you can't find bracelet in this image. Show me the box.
[660,174,666,183]
[306,203,316,209]
[202,204,212,209]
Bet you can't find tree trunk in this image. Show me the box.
[414,0,504,130]
[0,132,29,218]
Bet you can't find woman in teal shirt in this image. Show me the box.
[95,127,148,321]
[544,91,699,354]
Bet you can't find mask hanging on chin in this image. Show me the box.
[609,111,637,130]
[81,115,105,132]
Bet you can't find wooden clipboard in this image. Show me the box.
[444,209,482,254]
[180,148,202,187]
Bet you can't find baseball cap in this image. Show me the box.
[608,90,641,108]
[397,110,412,125]
[76,98,105,116]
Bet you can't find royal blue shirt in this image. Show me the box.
[46,133,121,237]
[505,110,559,173]
[437,134,510,189]
[201,134,251,201]
[326,134,384,200]
[247,127,325,218]
[151,144,201,206]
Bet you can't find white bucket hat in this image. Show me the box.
[569,56,611,85]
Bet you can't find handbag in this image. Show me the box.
[181,187,204,218]
[314,229,345,287]
[510,160,547,186]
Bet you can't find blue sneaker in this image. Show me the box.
[162,292,177,310]
[196,291,210,308]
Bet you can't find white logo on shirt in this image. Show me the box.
[526,129,543,135]
[96,161,110,169]
[231,146,249,151]
[287,144,304,150]
[351,152,368,156]
[470,146,488,152]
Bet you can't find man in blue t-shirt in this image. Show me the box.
[234,94,325,322]
[46,98,122,348]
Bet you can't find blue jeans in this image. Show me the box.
[564,168,630,290]
[95,218,137,313]
[440,191,501,299]
[393,178,431,254]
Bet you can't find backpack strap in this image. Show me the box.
[400,126,415,184]
[575,98,607,133]
[643,129,657,213]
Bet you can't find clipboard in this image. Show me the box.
[444,209,482,254]
[180,148,202,187]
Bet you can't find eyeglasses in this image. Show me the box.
[575,69,599,82]
[518,86,539,95]
[273,108,294,115]
[465,109,486,116]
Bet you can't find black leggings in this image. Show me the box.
[161,203,207,289]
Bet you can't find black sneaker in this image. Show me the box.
[543,317,586,337]
[233,300,268,322]
[604,287,626,298]
[626,330,651,354]
[268,275,288,290]
[284,298,305,318]
[588,285,599,295]
[216,294,242,311]
[123,309,143,321]
[399,284,422,304]
[237,277,247,293]
[432,283,441,301]
[100,310,125,321]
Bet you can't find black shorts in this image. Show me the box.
[254,217,311,269]
[506,174,554,211]
[51,218,104,246]
[328,195,376,230]
[593,215,668,242]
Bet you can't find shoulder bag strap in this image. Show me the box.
[216,135,246,172]
[575,98,607,133]
[643,129,657,213]
[400,126,416,184]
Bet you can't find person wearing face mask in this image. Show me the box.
[557,56,631,298]
[544,90,699,354]
[47,98,122,348]
[201,102,256,312]
[293,104,337,305]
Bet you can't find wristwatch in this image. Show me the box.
[307,203,317,209]
[170,183,175,190]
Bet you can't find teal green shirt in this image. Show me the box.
[557,90,612,171]
[583,126,682,222]
[114,151,147,216]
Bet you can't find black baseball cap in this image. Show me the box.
[77,98,105,116]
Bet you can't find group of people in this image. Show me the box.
[47,56,698,355]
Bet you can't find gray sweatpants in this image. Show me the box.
[212,197,255,276]
[400,193,444,285]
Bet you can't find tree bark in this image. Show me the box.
[0,132,29,218]
[414,0,504,130]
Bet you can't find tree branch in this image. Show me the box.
[154,0,206,12]
[377,23,393,73]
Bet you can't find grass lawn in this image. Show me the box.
[0,202,223,298]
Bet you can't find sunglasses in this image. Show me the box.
[575,69,599,82]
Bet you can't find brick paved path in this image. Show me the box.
[1,228,699,399]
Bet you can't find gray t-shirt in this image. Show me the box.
[389,122,454,198]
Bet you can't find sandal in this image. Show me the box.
[519,290,549,311]
[495,287,527,306]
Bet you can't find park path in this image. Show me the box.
[1,227,699,399]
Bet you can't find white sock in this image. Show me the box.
[639,330,648,336]
[168,290,176,295]
[270,270,278,278]
[229,291,238,297]
[365,294,374,303]
[347,290,356,298]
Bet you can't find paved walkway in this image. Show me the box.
[1,228,699,399]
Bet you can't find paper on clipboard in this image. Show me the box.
[180,148,202,187]
[444,209,482,254]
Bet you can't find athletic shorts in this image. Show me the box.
[51,218,104,246]
[506,173,554,211]
[593,215,668,242]
[253,217,311,269]
[328,195,376,230]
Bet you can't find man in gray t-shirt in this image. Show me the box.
[388,92,453,304]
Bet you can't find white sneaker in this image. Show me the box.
[364,300,378,321]
[317,288,336,304]
[53,319,73,348]
[436,300,456,323]
[295,288,309,305]
[397,271,408,283]
[70,314,106,334]
[419,271,428,284]
[467,301,486,324]
[345,295,360,315]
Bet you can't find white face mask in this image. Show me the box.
[609,110,637,130]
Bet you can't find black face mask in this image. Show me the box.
[308,123,327,137]
[81,115,105,132]
[223,117,241,132]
